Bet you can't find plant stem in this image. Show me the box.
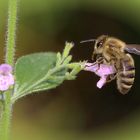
[0,91,12,140]
[5,0,18,66]
[0,0,18,139]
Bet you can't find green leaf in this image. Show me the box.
[12,43,83,103]
[12,53,66,102]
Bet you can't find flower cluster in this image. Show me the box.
[84,62,116,88]
[0,64,14,91]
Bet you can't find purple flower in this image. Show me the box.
[0,64,12,74]
[83,62,116,88]
[0,64,14,91]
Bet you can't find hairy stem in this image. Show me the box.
[0,91,12,140]
[0,0,18,140]
[5,0,18,66]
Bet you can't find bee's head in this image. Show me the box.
[92,35,108,60]
[80,35,108,60]
[94,35,108,52]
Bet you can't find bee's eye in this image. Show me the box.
[97,41,103,47]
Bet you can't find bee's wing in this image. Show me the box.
[125,44,140,55]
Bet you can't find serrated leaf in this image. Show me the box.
[12,52,65,102]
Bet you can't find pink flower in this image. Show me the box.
[84,62,116,88]
[0,64,12,74]
[0,64,14,91]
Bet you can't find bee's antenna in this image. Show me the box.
[80,39,96,44]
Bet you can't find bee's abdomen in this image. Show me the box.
[117,54,135,94]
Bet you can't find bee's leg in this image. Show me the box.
[86,57,104,72]
[95,57,105,71]
[96,56,104,63]
[106,73,117,83]
[89,56,104,67]
[92,52,103,61]
[105,59,117,83]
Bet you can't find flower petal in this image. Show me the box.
[84,62,116,77]
[96,76,107,88]
[84,63,99,72]
[0,64,12,74]
[83,62,116,89]
[7,73,14,85]
[96,64,116,76]
[0,74,14,91]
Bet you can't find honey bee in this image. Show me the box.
[82,35,140,94]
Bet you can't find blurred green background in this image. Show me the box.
[1,0,140,140]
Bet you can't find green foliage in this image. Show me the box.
[12,42,83,103]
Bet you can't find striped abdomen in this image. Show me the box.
[117,54,135,94]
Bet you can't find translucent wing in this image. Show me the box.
[125,44,140,55]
